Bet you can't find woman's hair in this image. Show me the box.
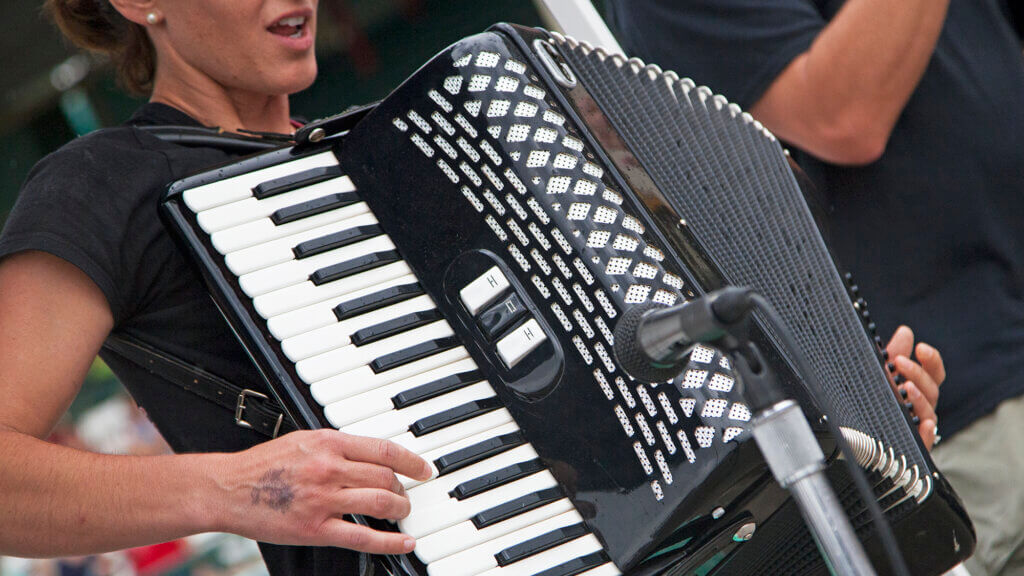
[44,0,155,95]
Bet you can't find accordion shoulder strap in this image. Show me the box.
[101,334,296,439]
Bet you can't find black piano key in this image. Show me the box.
[334,283,423,321]
[271,192,359,225]
[392,371,483,409]
[370,336,460,374]
[351,309,443,347]
[310,250,402,286]
[533,552,610,576]
[409,397,504,437]
[450,459,545,501]
[495,523,589,566]
[471,486,563,529]
[434,431,526,476]
[252,165,345,199]
[293,224,384,259]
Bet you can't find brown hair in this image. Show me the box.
[44,0,155,95]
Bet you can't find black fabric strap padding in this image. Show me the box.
[102,334,297,439]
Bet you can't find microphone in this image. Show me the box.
[612,286,755,383]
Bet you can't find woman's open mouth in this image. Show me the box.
[268,16,307,39]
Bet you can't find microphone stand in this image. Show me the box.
[728,342,876,576]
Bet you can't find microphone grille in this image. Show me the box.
[613,302,686,384]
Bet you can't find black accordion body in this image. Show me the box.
[162,24,973,576]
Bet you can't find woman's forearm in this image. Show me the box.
[0,428,226,558]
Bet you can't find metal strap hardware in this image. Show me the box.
[102,334,296,440]
[235,389,285,438]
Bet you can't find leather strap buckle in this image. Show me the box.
[235,389,285,438]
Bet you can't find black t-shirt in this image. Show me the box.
[0,103,360,574]
[607,0,1024,437]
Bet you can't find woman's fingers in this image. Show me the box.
[915,342,946,386]
[332,434,433,481]
[319,518,416,554]
[885,325,915,360]
[334,488,412,521]
[894,355,939,408]
[903,381,937,450]
[333,461,405,494]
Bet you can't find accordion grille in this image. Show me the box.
[387,43,761,498]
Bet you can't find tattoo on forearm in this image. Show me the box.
[251,468,295,512]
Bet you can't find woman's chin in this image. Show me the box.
[269,63,319,96]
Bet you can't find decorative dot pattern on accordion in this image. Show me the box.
[390,46,751,501]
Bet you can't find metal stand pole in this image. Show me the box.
[750,399,877,576]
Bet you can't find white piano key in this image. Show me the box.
[223,212,380,276]
[398,421,522,490]
[210,201,370,254]
[578,563,621,576]
[390,409,514,456]
[183,151,338,212]
[405,444,539,509]
[339,381,496,438]
[296,320,454,384]
[260,266,415,328]
[400,471,558,538]
[322,358,480,427]
[197,175,356,233]
[426,510,585,576]
[476,535,605,576]
[414,501,575,564]
[311,347,470,407]
[239,235,397,297]
[281,294,436,362]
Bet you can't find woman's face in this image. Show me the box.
[154,0,319,96]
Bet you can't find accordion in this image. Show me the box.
[162,24,973,576]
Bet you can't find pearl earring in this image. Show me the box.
[146,12,160,25]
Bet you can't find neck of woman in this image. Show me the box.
[149,65,294,135]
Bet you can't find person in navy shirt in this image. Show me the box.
[607,0,1024,573]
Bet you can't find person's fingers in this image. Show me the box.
[885,325,915,361]
[319,518,416,554]
[894,355,939,408]
[334,434,433,480]
[918,417,937,451]
[903,381,937,450]
[915,341,946,386]
[335,488,412,521]
[335,461,405,494]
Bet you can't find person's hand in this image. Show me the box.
[886,326,945,450]
[214,430,433,553]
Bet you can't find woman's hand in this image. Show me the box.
[886,326,945,450]
[216,430,433,554]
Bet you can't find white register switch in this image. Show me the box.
[496,318,547,368]
[460,266,510,315]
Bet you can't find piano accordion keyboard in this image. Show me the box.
[181,152,619,576]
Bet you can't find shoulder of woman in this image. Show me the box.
[22,127,172,200]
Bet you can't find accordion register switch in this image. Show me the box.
[460,266,545,367]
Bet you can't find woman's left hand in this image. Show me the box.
[886,325,945,450]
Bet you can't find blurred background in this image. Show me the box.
[0,1,554,574]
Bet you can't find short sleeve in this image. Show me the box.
[0,132,171,323]
[606,0,826,110]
